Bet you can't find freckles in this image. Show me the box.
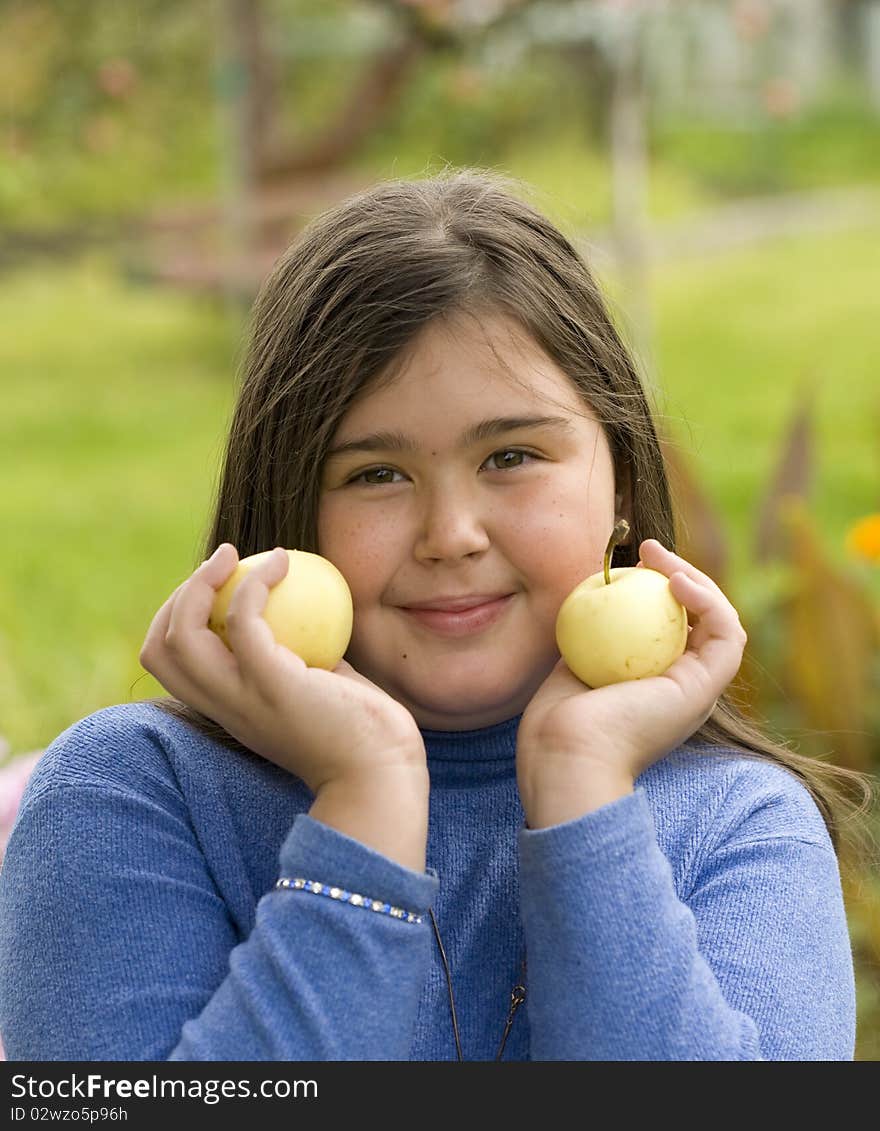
[352,540,390,573]
[515,498,564,538]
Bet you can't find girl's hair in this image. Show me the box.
[145,168,874,863]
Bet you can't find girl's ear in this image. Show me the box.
[614,467,634,538]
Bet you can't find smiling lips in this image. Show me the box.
[400,594,515,637]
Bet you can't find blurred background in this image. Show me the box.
[1,0,879,1056]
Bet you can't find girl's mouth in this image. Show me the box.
[399,594,515,637]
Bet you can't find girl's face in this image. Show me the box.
[317,312,620,730]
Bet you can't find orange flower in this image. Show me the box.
[846,514,880,563]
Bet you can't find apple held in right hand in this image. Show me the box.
[208,548,353,669]
[555,521,688,688]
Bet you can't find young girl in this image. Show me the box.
[0,170,870,1061]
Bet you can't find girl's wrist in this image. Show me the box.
[518,759,634,830]
[308,765,431,872]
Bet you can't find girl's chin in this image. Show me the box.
[392,674,535,730]
[408,702,522,731]
[346,648,558,727]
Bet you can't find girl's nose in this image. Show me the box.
[413,486,491,563]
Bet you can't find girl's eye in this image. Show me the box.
[484,448,535,471]
[348,466,403,486]
[346,449,537,486]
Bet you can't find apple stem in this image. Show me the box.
[603,518,631,585]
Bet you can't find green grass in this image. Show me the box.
[2,220,880,755]
[0,256,242,753]
[654,84,880,197]
[650,223,880,581]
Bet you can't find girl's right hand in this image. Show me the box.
[139,544,427,796]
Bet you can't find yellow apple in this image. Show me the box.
[208,549,353,669]
[555,565,688,688]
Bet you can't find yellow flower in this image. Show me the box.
[846,514,880,563]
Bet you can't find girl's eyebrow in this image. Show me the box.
[325,415,576,460]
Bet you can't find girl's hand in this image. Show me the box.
[516,540,748,826]
[139,544,427,795]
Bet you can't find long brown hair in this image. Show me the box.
[145,168,874,863]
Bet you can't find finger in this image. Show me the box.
[141,546,232,660]
[669,570,745,640]
[639,539,725,596]
[166,543,240,645]
[667,570,747,684]
[148,544,242,705]
[140,582,186,661]
[224,547,308,685]
[140,551,225,670]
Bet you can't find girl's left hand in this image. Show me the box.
[516,540,748,819]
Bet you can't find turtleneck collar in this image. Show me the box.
[419,713,521,785]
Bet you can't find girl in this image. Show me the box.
[0,170,870,1061]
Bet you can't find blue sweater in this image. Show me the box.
[0,700,855,1061]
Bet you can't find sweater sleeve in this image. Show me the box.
[0,783,438,1061]
[517,788,855,1061]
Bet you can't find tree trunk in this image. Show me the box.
[609,15,655,396]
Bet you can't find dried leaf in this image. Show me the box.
[660,435,728,589]
[754,373,817,564]
[778,498,880,772]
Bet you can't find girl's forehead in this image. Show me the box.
[343,314,586,424]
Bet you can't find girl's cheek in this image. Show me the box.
[508,496,611,588]
[504,491,577,544]
[319,503,406,582]
[318,496,371,549]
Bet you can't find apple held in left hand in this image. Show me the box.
[516,531,748,823]
[555,521,689,688]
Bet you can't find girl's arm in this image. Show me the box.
[139,544,430,871]
[0,723,437,1061]
[516,779,854,1060]
[511,540,855,1059]
[0,547,437,1060]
